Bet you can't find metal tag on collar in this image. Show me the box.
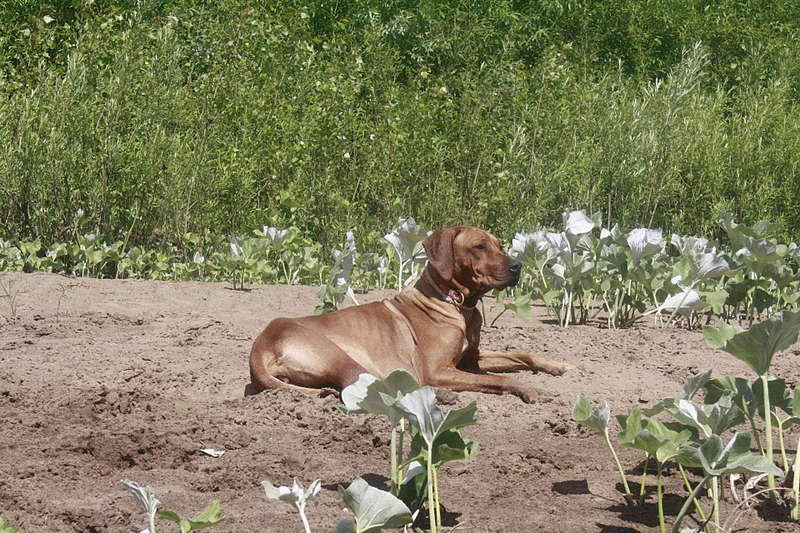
[446,289,465,306]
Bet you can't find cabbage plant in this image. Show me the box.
[262,478,321,533]
[705,310,800,499]
[340,370,421,493]
[316,231,357,313]
[383,218,428,290]
[672,433,782,533]
[394,387,478,533]
[572,394,634,505]
[122,480,222,533]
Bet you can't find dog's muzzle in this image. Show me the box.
[506,259,521,287]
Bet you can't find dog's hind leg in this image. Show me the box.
[247,318,370,395]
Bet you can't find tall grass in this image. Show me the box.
[1,1,799,249]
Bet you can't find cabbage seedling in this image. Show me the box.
[262,478,320,533]
[383,218,428,290]
[490,289,533,326]
[122,480,160,533]
[616,412,692,533]
[394,387,477,533]
[673,432,783,533]
[572,394,634,505]
[333,477,413,533]
[704,310,800,499]
[341,370,421,494]
[158,501,223,533]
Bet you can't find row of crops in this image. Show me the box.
[1,210,799,325]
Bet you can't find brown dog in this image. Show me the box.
[247,226,572,402]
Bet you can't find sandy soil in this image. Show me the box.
[1,272,799,533]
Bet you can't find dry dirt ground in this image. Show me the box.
[1,272,799,533]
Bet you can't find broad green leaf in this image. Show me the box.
[572,394,610,434]
[158,501,223,533]
[644,370,712,416]
[431,429,479,466]
[616,408,643,446]
[340,370,420,423]
[406,429,479,468]
[700,288,729,314]
[394,387,477,447]
[336,478,413,533]
[752,377,792,418]
[704,311,800,376]
[694,432,783,477]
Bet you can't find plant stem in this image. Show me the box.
[390,425,399,493]
[426,444,438,533]
[149,512,156,533]
[760,374,778,501]
[639,457,649,505]
[299,506,312,533]
[711,475,720,533]
[748,415,766,456]
[678,464,707,522]
[657,462,665,533]
[671,474,710,533]
[603,430,634,505]
[432,463,442,531]
[792,434,799,520]
[778,420,789,473]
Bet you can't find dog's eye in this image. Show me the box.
[473,244,486,250]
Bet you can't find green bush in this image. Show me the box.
[1,1,799,248]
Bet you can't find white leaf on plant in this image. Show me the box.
[121,480,160,533]
[671,234,713,255]
[261,226,291,247]
[229,236,243,257]
[626,228,663,264]
[600,223,621,242]
[562,210,596,235]
[383,218,427,263]
[659,289,705,315]
[402,461,425,484]
[263,477,321,510]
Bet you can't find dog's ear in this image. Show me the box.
[423,227,460,281]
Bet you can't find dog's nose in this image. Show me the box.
[509,259,522,274]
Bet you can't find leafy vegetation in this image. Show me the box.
[509,210,800,328]
[341,370,478,533]
[572,311,800,532]
[122,480,223,533]
[2,2,800,250]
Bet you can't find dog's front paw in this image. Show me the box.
[518,386,541,404]
[542,361,576,376]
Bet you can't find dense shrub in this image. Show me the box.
[1,0,799,248]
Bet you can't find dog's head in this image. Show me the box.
[423,226,521,300]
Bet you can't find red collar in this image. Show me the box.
[422,269,476,310]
